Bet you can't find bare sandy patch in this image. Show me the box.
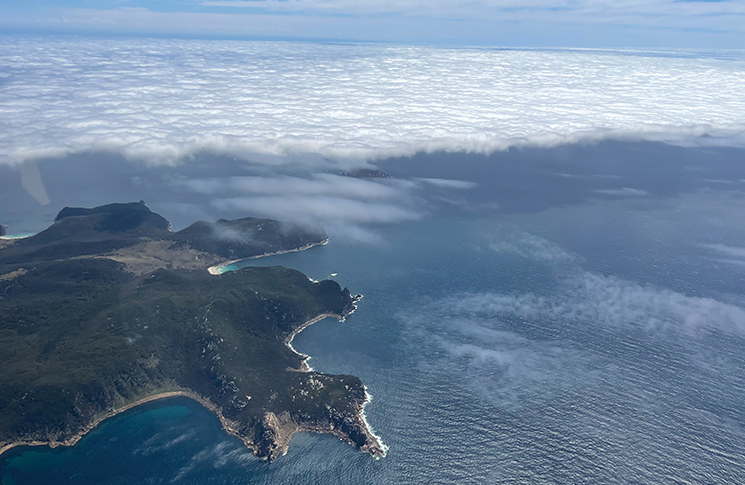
[99,240,224,275]
[0,268,27,282]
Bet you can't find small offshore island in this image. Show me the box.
[0,202,385,462]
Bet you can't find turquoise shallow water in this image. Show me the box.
[3,143,745,483]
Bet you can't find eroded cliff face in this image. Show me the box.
[0,203,384,462]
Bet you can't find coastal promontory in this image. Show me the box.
[0,202,384,461]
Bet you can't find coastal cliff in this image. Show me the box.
[0,202,384,461]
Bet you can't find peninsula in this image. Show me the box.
[0,202,385,461]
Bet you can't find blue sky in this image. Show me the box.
[1,0,744,47]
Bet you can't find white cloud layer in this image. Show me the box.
[1,37,744,166]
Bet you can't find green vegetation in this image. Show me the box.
[171,216,326,261]
[0,203,382,460]
[0,201,326,271]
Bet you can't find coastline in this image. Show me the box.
[285,313,337,372]
[0,306,386,463]
[0,205,385,464]
[207,239,329,275]
[283,293,364,371]
[0,390,224,460]
[0,233,35,241]
[277,296,386,458]
[360,389,389,458]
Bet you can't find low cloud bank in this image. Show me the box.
[174,173,427,244]
[1,37,744,166]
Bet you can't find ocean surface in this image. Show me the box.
[3,142,745,483]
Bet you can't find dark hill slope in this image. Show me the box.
[0,202,326,273]
[170,217,325,262]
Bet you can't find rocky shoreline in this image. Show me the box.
[0,306,385,462]
[269,296,386,461]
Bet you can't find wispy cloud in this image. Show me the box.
[176,173,424,244]
[414,178,478,190]
[488,231,575,263]
[403,303,596,410]
[593,187,649,197]
[451,272,745,335]
[703,243,745,270]
[176,174,416,200]
[211,195,420,224]
[405,231,745,409]
[704,243,745,260]
[0,38,744,166]
[479,233,745,336]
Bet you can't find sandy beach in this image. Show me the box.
[208,239,328,275]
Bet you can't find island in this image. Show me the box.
[0,201,385,461]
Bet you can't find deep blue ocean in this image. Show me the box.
[2,142,745,483]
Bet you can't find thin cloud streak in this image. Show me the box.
[415,178,478,190]
[200,0,745,19]
[594,187,649,197]
[211,196,421,224]
[176,174,416,200]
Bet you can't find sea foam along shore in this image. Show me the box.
[361,388,389,458]
[0,234,34,240]
[207,239,329,275]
